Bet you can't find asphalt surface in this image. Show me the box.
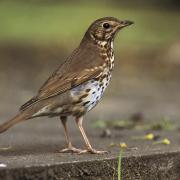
[0,117,180,179]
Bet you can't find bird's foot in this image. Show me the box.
[78,148,108,154]
[58,146,83,153]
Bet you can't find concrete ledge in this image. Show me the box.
[1,151,180,180]
[0,120,180,179]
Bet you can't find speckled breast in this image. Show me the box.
[71,61,114,113]
[70,73,112,112]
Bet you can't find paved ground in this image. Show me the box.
[0,117,180,179]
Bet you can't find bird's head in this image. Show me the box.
[85,17,133,43]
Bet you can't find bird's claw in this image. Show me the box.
[78,148,108,154]
[58,146,83,153]
[57,146,108,154]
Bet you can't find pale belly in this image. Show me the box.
[70,74,112,112]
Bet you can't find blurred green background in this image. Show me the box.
[0,0,180,47]
[0,0,180,123]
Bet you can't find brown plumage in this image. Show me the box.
[0,17,133,154]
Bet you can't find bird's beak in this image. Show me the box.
[118,20,134,28]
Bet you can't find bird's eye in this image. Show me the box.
[103,23,110,29]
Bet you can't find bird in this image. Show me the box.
[0,17,133,154]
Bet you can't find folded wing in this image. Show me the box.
[20,43,104,111]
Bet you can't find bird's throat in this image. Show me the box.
[98,40,114,71]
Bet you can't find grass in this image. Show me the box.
[112,150,123,180]
[118,150,123,180]
[0,1,180,49]
[93,117,177,131]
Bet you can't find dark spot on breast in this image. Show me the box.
[101,54,107,59]
[104,44,108,49]
[92,91,96,94]
[83,101,90,106]
[96,96,99,100]
[85,89,91,92]
[94,77,100,81]
[100,74,107,82]
[72,100,82,105]
[80,94,88,99]
[105,83,108,86]
[92,101,96,105]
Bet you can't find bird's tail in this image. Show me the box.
[0,111,30,134]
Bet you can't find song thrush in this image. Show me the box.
[0,17,133,154]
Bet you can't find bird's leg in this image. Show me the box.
[75,116,108,154]
[59,116,82,153]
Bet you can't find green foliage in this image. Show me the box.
[93,116,177,131]
[0,1,180,48]
[92,120,107,129]
[150,117,176,131]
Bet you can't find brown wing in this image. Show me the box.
[37,69,101,99]
[20,42,103,111]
